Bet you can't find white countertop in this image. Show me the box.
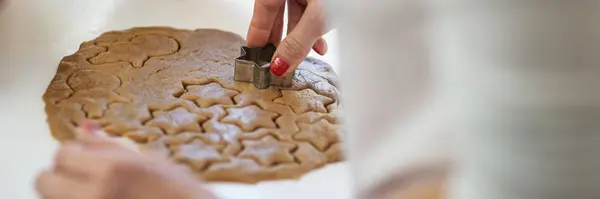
[0,0,349,198]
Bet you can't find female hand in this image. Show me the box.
[247,0,328,77]
[35,126,218,199]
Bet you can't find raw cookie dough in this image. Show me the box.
[42,27,343,183]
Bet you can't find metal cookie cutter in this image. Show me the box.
[234,43,295,89]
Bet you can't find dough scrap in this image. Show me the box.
[42,27,343,183]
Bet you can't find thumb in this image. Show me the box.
[270,1,326,77]
[75,120,118,146]
[75,120,140,151]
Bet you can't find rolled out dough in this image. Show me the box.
[42,27,343,183]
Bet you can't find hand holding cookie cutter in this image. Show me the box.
[234,43,295,89]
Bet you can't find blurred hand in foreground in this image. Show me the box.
[247,0,329,77]
[35,124,218,199]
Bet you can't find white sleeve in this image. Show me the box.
[330,1,600,199]
[433,2,600,199]
[326,0,452,197]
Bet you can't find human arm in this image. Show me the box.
[35,124,219,199]
[246,0,329,77]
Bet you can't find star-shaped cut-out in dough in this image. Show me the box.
[242,128,277,140]
[233,85,281,108]
[101,121,142,137]
[126,126,163,143]
[181,82,239,108]
[273,97,285,104]
[297,112,327,124]
[89,34,179,68]
[221,105,278,131]
[281,89,333,114]
[207,158,261,172]
[103,103,152,124]
[146,107,206,134]
[203,158,263,183]
[172,140,225,170]
[202,119,242,143]
[199,105,227,119]
[325,143,344,162]
[239,135,296,166]
[294,142,327,166]
[68,91,129,119]
[140,138,170,160]
[163,132,224,146]
[275,114,299,142]
[293,119,340,151]
[296,111,337,125]
[242,128,295,142]
[324,102,341,124]
[263,102,294,115]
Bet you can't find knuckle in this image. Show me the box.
[96,161,139,198]
[280,37,310,60]
[93,182,115,199]
[102,161,130,178]
[54,145,71,164]
[259,0,285,12]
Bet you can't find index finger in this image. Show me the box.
[246,0,286,47]
[54,142,133,178]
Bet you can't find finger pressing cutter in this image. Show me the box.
[234,43,295,89]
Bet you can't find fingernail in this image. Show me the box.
[270,56,289,77]
[313,46,328,55]
[81,120,101,133]
[312,46,322,55]
[321,43,329,55]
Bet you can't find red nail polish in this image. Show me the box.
[312,46,321,55]
[270,56,289,77]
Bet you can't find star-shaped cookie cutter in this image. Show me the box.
[234,43,295,89]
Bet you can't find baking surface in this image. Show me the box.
[0,0,348,198]
[43,27,343,183]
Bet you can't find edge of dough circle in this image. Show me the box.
[42,27,344,183]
